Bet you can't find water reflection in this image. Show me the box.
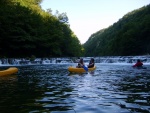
[0,64,150,113]
[116,74,150,113]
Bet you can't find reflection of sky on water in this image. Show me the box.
[0,63,150,113]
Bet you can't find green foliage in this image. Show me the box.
[84,4,150,56]
[0,0,83,58]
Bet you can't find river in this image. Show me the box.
[0,63,150,113]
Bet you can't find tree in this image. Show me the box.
[0,0,83,57]
[84,4,150,56]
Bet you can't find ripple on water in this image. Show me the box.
[0,64,150,113]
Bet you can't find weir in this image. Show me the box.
[0,56,150,66]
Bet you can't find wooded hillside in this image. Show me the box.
[83,4,150,56]
[0,0,83,58]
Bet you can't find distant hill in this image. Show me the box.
[83,4,150,56]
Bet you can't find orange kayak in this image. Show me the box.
[68,66,96,73]
[0,67,18,76]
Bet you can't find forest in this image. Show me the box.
[0,0,83,58]
[83,4,150,56]
[1,0,150,58]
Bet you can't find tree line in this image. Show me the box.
[83,4,150,56]
[0,0,83,58]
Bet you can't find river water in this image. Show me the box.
[0,63,150,113]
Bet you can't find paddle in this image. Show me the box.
[83,65,88,72]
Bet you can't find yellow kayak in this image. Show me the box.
[0,67,18,76]
[68,66,96,73]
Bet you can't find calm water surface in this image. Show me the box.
[0,63,150,113]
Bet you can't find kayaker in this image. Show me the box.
[88,58,95,68]
[132,59,143,68]
[76,58,84,68]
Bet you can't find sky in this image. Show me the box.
[41,0,150,44]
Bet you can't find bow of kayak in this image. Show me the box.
[0,67,18,76]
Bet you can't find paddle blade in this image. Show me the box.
[83,65,88,71]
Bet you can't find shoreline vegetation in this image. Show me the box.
[0,1,150,58]
[0,0,83,58]
[84,4,150,56]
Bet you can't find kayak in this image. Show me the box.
[0,67,18,76]
[68,66,96,73]
[133,66,147,69]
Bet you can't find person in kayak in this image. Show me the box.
[76,58,85,68]
[88,58,95,68]
[132,59,143,67]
